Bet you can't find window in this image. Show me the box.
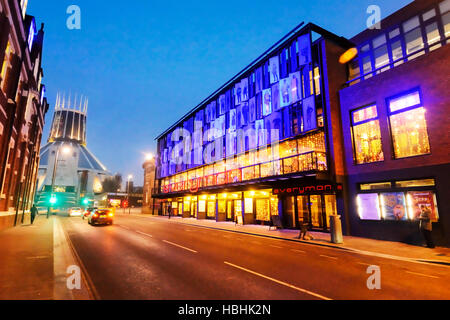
[425,22,441,50]
[388,90,430,158]
[403,16,425,59]
[1,41,12,90]
[360,182,392,190]
[351,105,384,164]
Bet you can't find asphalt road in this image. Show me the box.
[61,214,450,300]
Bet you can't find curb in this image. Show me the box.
[53,217,98,300]
[130,214,450,267]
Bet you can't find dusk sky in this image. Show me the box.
[28,0,411,186]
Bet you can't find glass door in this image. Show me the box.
[296,196,309,225]
[226,200,234,221]
[310,195,323,228]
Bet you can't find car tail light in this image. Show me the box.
[93,213,99,218]
[108,213,114,217]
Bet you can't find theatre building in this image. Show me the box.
[152,0,450,246]
[339,0,450,246]
[153,22,353,231]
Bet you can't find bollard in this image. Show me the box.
[329,215,343,244]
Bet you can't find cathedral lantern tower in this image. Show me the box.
[35,93,111,209]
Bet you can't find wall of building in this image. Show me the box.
[339,44,450,245]
[0,1,47,230]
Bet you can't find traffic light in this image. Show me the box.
[82,198,89,205]
[49,194,57,205]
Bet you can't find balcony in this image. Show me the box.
[158,151,328,195]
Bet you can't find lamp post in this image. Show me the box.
[127,174,133,214]
[48,143,71,217]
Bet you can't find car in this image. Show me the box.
[69,207,83,217]
[83,207,97,220]
[88,208,114,226]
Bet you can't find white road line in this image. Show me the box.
[120,225,130,230]
[320,255,338,260]
[135,231,153,237]
[224,262,332,300]
[162,240,198,253]
[270,245,283,249]
[291,249,306,254]
[405,271,440,279]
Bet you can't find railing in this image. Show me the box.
[159,151,327,194]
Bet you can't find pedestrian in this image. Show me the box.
[167,205,172,219]
[297,220,314,241]
[47,207,50,219]
[30,205,38,225]
[418,205,435,248]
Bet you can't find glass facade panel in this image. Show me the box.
[390,107,430,158]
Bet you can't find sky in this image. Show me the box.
[28,0,411,186]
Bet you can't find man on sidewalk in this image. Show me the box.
[418,205,435,249]
[30,205,38,225]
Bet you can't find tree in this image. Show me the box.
[102,174,123,193]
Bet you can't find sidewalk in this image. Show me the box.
[132,214,450,266]
[0,215,92,300]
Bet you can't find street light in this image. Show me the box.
[127,175,133,214]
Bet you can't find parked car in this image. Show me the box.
[83,207,97,220]
[69,207,83,217]
[88,208,114,226]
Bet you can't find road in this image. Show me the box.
[60,214,450,300]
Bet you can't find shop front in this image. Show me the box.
[273,183,342,231]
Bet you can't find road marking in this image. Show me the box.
[136,231,153,237]
[405,271,440,279]
[357,262,372,266]
[162,240,198,253]
[224,262,332,300]
[291,249,306,254]
[320,255,338,260]
[270,245,283,249]
[184,229,192,232]
[26,256,50,260]
[119,225,130,230]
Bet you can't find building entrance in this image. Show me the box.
[295,194,337,230]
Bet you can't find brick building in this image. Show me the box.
[0,0,48,230]
[142,156,157,214]
[339,0,450,246]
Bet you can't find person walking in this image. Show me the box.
[167,205,172,219]
[418,205,435,248]
[30,205,38,225]
[297,220,313,240]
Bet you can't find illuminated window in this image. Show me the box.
[1,41,12,90]
[403,16,425,59]
[388,90,430,158]
[360,182,392,190]
[372,34,390,73]
[351,105,384,164]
